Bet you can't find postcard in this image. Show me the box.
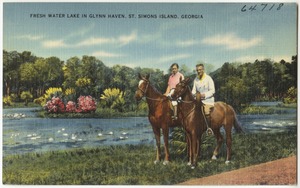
[2,1,298,186]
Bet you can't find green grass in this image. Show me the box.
[240,104,296,114]
[3,131,297,185]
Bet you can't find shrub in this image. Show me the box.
[3,95,13,106]
[36,87,64,107]
[76,96,97,113]
[284,87,297,104]
[44,97,65,113]
[64,88,76,102]
[34,97,47,106]
[100,88,126,112]
[44,87,63,100]
[20,91,33,106]
[65,101,77,113]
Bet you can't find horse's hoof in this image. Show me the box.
[163,160,170,165]
[211,155,217,160]
[154,160,160,165]
[187,162,192,166]
[191,165,196,169]
[225,160,230,165]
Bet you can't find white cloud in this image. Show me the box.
[17,34,43,41]
[202,33,263,50]
[91,51,123,58]
[76,31,137,47]
[175,39,198,47]
[42,40,68,48]
[118,31,137,46]
[76,37,114,46]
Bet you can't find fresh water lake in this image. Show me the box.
[2,103,297,156]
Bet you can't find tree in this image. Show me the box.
[218,76,249,110]
[3,51,22,96]
[20,91,33,106]
[19,62,38,94]
[63,57,81,89]
[45,57,64,88]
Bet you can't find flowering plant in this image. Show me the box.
[44,97,65,113]
[65,101,77,113]
[76,95,97,113]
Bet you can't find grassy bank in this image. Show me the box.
[3,131,297,185]
[240,103,297,114]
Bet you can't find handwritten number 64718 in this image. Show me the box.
[241,3,284,12]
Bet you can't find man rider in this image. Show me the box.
[191,63,215,134]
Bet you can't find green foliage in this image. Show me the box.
[64,88,76,102]
[100,88,126,112]
[171,127,217,158]
[20,91,33,106]
[3,132,296,185]
[3,50,297,112]
[75,77,91,87]
[33,87,63,106]
[212,57,298,110]
[240,106,277,114]
[283,87,297,104]
[3,95,14,106]
[33,97,47,106]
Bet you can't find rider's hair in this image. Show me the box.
[170,63,179,69]
[196,63,204,68]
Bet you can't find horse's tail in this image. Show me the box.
[228,104,244,134]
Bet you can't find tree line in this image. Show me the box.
[3,50,297,111]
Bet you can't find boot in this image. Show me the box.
[205,114,213,135]
[172,105,178,120]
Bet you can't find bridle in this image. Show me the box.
[137,79,163,102]
[137,79,150,95]
[173,83,194,104]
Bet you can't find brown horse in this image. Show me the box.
[171,77,244,164]
[135,73,201,167]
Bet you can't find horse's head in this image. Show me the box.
[135,73,150,101]
[171,77,191,100]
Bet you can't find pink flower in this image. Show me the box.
[66,101,77,113]
[44,97,65,113]
[76,95,97,113]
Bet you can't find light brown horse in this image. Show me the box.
[135,73,201,167]
[171,77,244,164]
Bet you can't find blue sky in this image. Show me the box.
[3,2,298,73]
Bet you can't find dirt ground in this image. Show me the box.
[179,156,297,185]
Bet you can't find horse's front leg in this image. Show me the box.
[190,131,199,169]
[152,126,161,164]
[162,127,170,165]
[186,132,192,166]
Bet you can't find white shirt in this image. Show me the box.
[192,73,215,105]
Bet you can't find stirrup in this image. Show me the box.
[206,128,214,136]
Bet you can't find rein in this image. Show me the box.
[178,85,213,135]
[138,79,164,102]
[177,87,197,119]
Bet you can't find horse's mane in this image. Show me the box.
[147,81,164,97]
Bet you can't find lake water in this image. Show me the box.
[2,104,297,156]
